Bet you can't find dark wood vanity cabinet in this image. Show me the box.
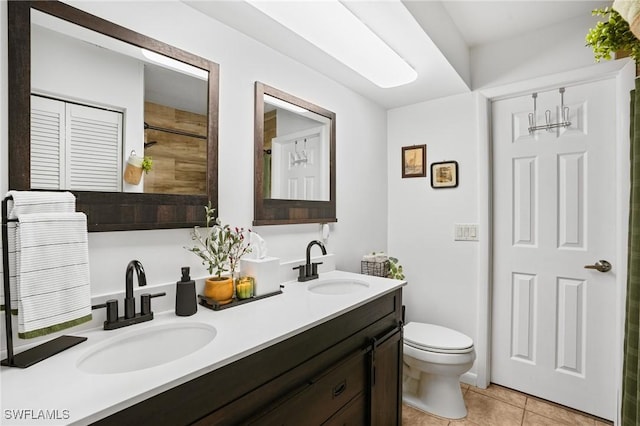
[369,325,403,426]
[92,288,403,426]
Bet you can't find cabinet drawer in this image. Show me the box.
[323,393,366,426]
[251,349,367,425]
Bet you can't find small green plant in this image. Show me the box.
[586,7,640,63]
[368,252,405,280]
[186,203,252,277]
[388,257,405,280]
[141,156,153,174]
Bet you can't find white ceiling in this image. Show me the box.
[185,0,610,109]
[441,1,607,47]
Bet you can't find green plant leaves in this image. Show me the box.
[141,156,153,174]
[388,256,405,280]
[586,7,640,63]
[186,203,252,277]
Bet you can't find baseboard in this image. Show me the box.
[460,371,478,388]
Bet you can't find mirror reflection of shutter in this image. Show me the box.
[30,95,123,191]
[66,103,123,192]
[30,95,65,189]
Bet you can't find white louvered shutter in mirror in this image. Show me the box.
[66,103,122,191]
[30,95,123,191]
[31,95,65,189]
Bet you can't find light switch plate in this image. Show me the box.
[454,224,479,241]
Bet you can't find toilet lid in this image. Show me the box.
[404,322,474,354]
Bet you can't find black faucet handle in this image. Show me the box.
[311,262,323,276]
[92,299,119,325]
[141,292,166,316]
[293,264,306,280]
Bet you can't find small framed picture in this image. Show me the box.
[401,145,426,178]
[431,161,459,188]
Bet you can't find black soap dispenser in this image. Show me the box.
[175,266,197,316]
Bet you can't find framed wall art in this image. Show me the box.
[401,145,426,178]
[431,161,458,188]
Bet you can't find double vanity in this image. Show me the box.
[1,270,405,425]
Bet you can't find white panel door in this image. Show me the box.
[492,79,617,420]
[271,126,325,200]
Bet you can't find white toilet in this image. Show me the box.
[402,322,475,419]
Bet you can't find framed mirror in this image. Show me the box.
[254,82,336,225]
[8,1,219,231]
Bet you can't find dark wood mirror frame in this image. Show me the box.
[8,1,219,232]
[254,82,336,226]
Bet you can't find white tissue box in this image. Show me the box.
[240,257,281,296]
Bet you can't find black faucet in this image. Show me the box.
[92,260,165,330]
[294,240,327,282]
[125,260,146,319]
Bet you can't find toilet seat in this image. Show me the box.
[404,322,474,354]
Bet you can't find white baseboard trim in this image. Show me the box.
[460,371,478,388]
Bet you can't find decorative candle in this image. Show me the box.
[236,276,254,300]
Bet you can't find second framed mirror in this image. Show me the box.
[254,82,336,226]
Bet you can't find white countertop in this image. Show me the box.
[0,270,405,425]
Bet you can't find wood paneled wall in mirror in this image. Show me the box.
[143,102,208,195]
[8,1,219,231]
[254,82,336,226]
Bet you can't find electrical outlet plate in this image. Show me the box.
[454,224,479,241]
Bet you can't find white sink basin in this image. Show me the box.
[307,278,370,295]
[77,322,216,374]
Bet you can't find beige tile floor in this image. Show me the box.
[402,383,613,426]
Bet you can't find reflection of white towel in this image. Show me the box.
[614,0,640,39]
[16,212,92,338]
[0,191,75,311]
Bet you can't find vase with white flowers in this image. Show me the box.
[186,203,252,304]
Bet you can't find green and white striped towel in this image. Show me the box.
[15,212,92,338]
[0,191,76,313]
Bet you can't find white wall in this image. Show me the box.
[277,108,322,135]
[0,1,388,305]
[387,92,479,351]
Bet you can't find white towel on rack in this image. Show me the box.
[0,191,76,312]
[15,212,92,338]
[6,190,76,219]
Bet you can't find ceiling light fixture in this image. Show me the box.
[141,49,208,80]
[264,94,308,113]
[246,0,417,88]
